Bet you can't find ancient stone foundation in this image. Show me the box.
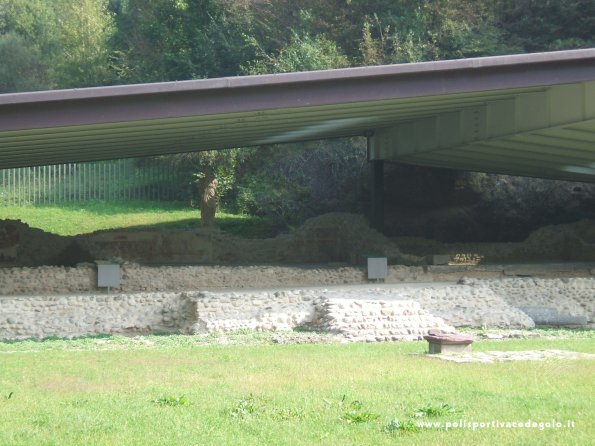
[1,278,593,341]
[0,263,428,295]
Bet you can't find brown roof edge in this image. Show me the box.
[1,48,594,106]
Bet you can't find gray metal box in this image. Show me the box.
[96,262,121,288]
[367,256,388,280]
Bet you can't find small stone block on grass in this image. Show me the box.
[424,329,474,354]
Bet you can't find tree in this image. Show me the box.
[110,0,252,83]
[494,0,595,52]
[243,30,349,74]
[0,32,48,92]
[233,139,367,227]
[0,0,115,92]
[168,150,241,228]
[0,0,55,92]
[243,10,349,74]
[110,1,256,226]
[354,0,509,65]
[51,0,115,88]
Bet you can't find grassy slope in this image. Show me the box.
[0,334,593,446]
[0,201,278,238]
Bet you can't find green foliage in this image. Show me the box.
[0,32,48,92]
[110,0,251,82]
[233,139,366,226]
[354,1,511,65]
[234,170,309,225]
[414,402,458,418]
[0,0,114,91]
[382,418,421,435]
[243,10,349,74]
[153,395,190,407]
[229,394,260,418]
[494,0,595,52]
[271,407,305,421]
[244,28,349,74]
[342,400,380,424]
[382,401,458,435]
[0,0,54,92]
[2,0,592,91]
[50,0,115,88]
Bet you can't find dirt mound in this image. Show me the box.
[524,219,595,260]
[291,213,420,264]
[75,213,422,265]
[4,214,594,267]
[395,219,595,263]
[1,213,422,267]
[0,219,72,267]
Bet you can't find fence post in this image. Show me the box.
[17,167,20,206]
[32,166,36,205]
[59,164,62,203]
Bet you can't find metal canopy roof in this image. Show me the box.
[1,49,594,181]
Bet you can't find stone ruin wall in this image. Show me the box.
[1,278,593,341]
[1,262,594,296]
[1,214,594,340]
[0,263,430,295]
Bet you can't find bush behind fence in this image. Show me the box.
[0,159,185,206]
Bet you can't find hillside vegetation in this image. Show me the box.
[1,1,594,241]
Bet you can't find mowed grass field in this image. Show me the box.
[0,201,278,238]
[0,334,593,446]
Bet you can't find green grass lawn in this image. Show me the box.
[0,334,593,446]
[0,201,279,238]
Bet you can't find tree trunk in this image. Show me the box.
[199,167,218,227]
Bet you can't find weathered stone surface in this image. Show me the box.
[1,277,594,340]
[0,263,428,295]
[463,277,594,324]
[425,330,474,343]
[428,349,595,363]
[519,307,588,326]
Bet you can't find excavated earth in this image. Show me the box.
[2,213,595,268]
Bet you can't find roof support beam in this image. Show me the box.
[1,49,594,181]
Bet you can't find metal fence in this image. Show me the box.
[0,158,185,206]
